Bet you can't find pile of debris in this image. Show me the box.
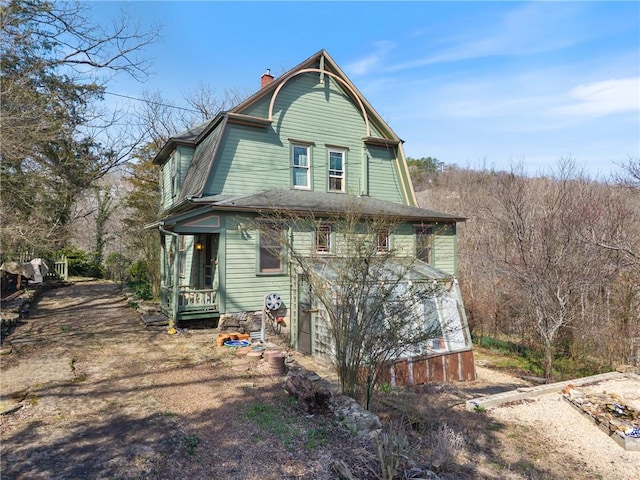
[562,383,640,450]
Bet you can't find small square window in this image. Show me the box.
[315,225,331,253]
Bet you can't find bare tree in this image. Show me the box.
[0,0,159,254]
[483,161,609,379]
[134,85,247,149]
[259,207,457,408]
[411,156,640,374]
[616,157,640,191]
[120,143,162,295]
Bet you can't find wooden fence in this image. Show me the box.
[0,252,68,281]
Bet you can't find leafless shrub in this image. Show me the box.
[427,421,465,471]
[374,422,411,480]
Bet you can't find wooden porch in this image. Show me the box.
[160,286,220,321]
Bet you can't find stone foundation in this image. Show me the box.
[219,310,290,337]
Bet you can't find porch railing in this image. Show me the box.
[161,286,218,312]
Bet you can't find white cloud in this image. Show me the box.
[386,3,586,72]
[552,78,640,117]
[345,41,395,76]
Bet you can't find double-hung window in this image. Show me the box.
[328,149,345,192]
[259,223,285,273]
[315,224,331,254]
[292,145,310,189]
[170,152,178,199]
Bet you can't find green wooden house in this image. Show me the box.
[152,50,475,383]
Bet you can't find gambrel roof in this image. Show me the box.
[154,50,417,207]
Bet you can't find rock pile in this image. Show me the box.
[562,384,640,441]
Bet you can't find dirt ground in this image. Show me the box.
[1,280,639,480]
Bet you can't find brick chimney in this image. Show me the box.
[261,69,274,88]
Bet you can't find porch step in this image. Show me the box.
[140,314,169,327]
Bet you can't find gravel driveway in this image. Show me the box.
[0,280,361,479]
[2,279,639,480]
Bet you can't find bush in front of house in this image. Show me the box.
[56,246,103,278]
[104,252,132,282]
[127,280,153,300]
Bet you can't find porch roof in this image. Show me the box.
[191,189,466,223]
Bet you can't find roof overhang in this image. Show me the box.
[189,190,466,223]
[152,114,226,165]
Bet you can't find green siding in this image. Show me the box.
[206,73,404,203]
[242,98,269,118]
[160,152,174,209]
[160,147,195,211]
[291,225,314,256]
[367,145,404,203]
[207,125,285,194]
[177,146,194,186]
[223,214,290,313]
[392,223,415,257]
[432,224,457,275]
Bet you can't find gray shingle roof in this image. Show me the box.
[172,120,213,142]
[192,189,465,222]
[180,118,226,199]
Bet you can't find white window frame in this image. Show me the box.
[315,224,332,254]
[376,229,390,253]
[292,144,311,190]
[328,149,345,192]
[170,152,178,198]
[258,223,285,274]
[415,226,434,264]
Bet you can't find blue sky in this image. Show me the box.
[91,1,640,178]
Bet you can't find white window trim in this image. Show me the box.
[415,225,434,264]
[328,148,345,192]
[376,229,390,253]
[170,153,177,198]
[258,224,285,274]
[292,144,311,190]
[315,224,332,254]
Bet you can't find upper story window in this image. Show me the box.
[292,145,310,189]
[170,152,178,198]
[328,149,345,192]
[376,228,390,253]
[315,224,332,254]
[415,226,433,264]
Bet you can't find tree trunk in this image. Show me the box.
[284,375,331,414]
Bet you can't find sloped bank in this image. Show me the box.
[0,279,70,345]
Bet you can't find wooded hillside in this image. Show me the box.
[412,158,640,379]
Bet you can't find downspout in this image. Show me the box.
[159,224,180,334]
